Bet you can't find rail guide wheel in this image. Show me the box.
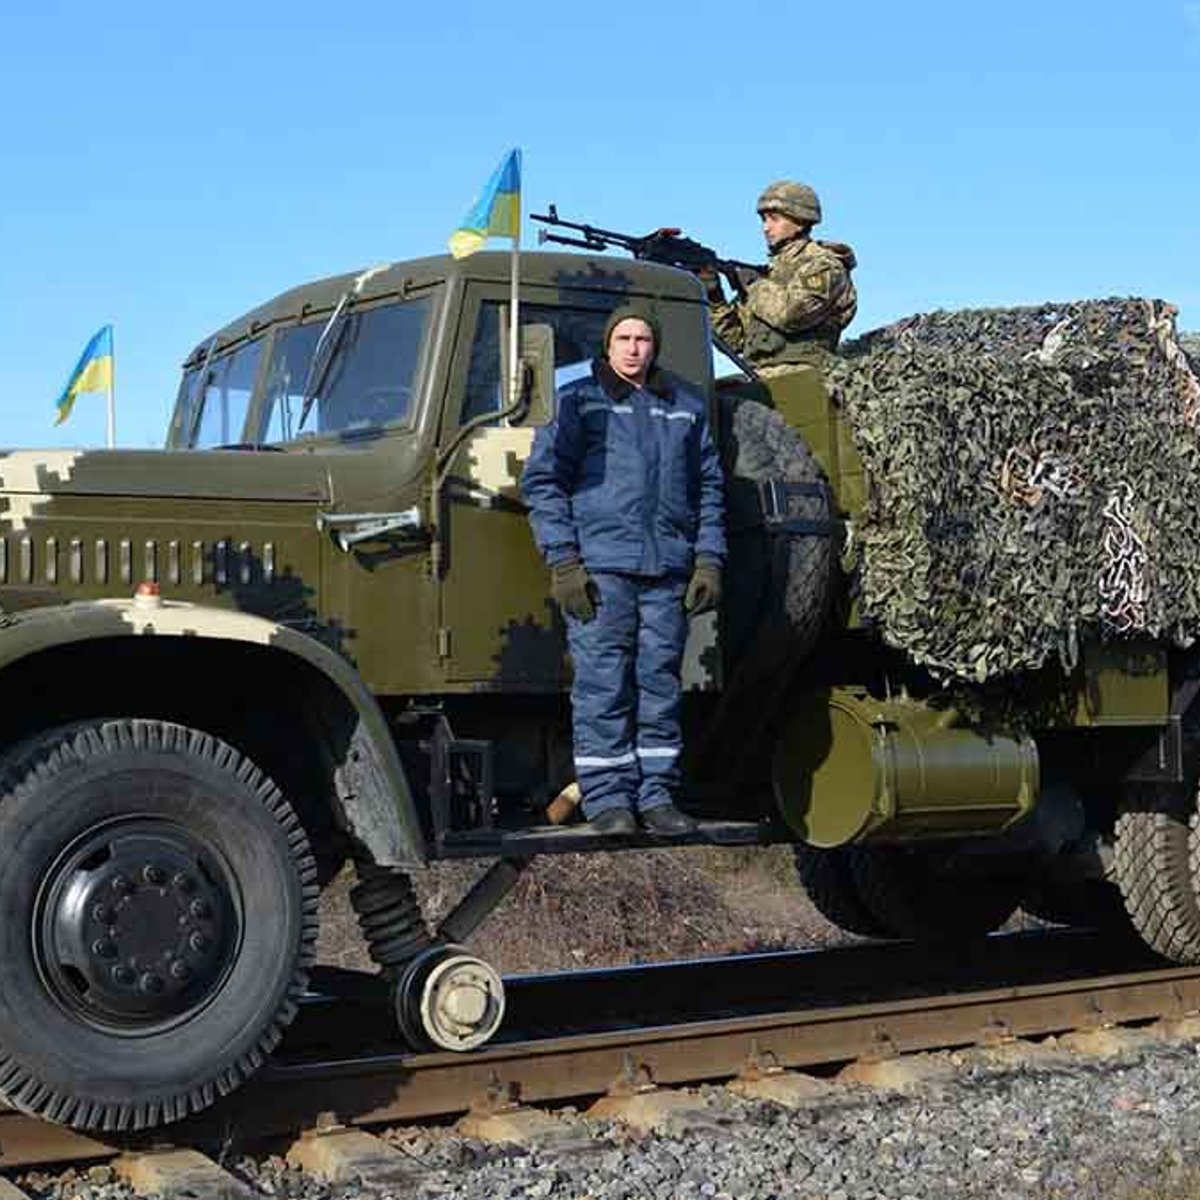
[394,944,505,1052]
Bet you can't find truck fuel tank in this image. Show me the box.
[772,690,1038,848]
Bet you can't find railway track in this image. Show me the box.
[5,929,1200,1193]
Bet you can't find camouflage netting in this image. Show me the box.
[825,299,1200,682]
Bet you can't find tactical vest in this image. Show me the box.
[743,238,857,368]
[743,318,839,365]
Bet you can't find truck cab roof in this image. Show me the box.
[182,251,707,368]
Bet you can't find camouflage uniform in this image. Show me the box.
[710,179,857,374]
[711,237,857,374]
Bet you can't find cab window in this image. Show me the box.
[255,297,431,444]
[167,365,202,448]
[462,302,607,425]
[192,338,264,449]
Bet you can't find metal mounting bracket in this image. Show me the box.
[317,508,424,552]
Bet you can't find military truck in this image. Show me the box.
[0,249,1193,1133]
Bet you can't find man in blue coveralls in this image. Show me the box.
[521,304,727,835]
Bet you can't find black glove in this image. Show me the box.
[551,558,597,622]
[722,263,754,300]
[684,557,722,615]
[694,265,726,305]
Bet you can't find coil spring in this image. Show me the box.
[349,866,432,975]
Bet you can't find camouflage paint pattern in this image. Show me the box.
[0,589,424,864]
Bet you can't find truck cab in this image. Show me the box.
[158,252,819,855]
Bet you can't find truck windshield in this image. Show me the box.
[168,367,202,448]
[192,337,265,449]
[256,296,432,444]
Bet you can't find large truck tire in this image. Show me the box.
[1113,796,1200,962]
[720,396,834,673]
[792,846,890,938]
[0,719,318,1131]
[850,845,1021,941]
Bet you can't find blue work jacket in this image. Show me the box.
[521,359,726,577]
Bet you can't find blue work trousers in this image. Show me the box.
[565,571,688,817]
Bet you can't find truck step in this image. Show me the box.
[433,818,781,859]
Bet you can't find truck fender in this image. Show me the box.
[0,597,427,867]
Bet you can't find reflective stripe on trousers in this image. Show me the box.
[565,570,688,816]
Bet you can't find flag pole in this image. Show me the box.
[508,227,521,412]
[106,325,116,448]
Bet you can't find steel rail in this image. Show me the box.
[4,954,1200,1168]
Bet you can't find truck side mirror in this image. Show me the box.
[511,323,556,426]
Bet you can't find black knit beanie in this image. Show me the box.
[602,303,662,362]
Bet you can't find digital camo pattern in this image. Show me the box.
[827,299,1200,682]
[464,428,535,499]
[0,452,82,532]
[711,238,857,367]
[681,609,718,691]
[756,180,822,225]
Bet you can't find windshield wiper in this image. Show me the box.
[296,263,390,435]
[297,295,352,435]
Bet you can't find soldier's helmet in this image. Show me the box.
[756,180,822,226]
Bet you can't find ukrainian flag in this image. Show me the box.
[56,325,114,426]
[448,149,521,259]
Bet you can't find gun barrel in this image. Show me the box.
[532,206,761,277]
[532,208,638,249]
[537,230,606,252]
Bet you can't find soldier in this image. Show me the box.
[521,304,726,836]
[706,180,858,375]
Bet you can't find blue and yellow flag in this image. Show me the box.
[448,149,521,259]
[56,325,114,426]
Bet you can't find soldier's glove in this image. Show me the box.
[684,557,723,616]
[694,265,726,305]
[722,263,753,300]
[551,558,597,623]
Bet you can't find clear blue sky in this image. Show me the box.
[1,0,1197,449]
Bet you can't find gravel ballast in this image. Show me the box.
[15,1038,1200,1198]
[229,1040,1200,1199]
[391,1044,1200,1200]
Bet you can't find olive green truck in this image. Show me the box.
[0,249,1191,1132]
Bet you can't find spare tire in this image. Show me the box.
[850,845,1021,941]
[719,395,834,674]
[792,845,889,938]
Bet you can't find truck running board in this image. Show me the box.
[431,818,783,860]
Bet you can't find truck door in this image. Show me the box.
[251,292,443,694]
[438,288,613,688]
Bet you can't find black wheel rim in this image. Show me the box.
[33,815,241,1034]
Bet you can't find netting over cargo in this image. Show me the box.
[825,299,1200,682]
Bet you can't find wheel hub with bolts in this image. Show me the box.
[36,818,237,1029]
[395,945,505,1052]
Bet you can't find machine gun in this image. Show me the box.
[531,205,761,296]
